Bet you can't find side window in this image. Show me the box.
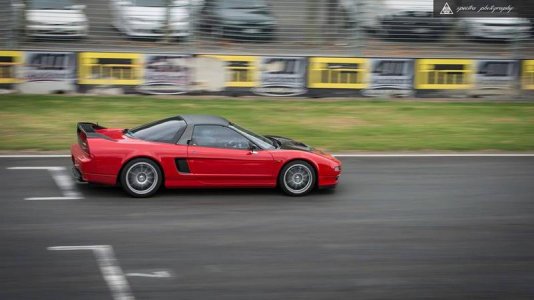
[192,125,250,150]
[130,119,186,143]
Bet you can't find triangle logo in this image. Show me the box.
[440,2,454,15]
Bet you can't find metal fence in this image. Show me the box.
[0,0,533,58]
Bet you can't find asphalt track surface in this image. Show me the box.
[1,156,534,300]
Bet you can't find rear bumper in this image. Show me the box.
[71,143,91,181]
[72,165,84,182]
[71,144,116,185]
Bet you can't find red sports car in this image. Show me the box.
[71,115,341,197]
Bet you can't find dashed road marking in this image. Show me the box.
[24,196,83,201]
[7,166,83,200]
[48,245,135,300]
[7,166,65,170]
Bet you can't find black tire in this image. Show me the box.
[278,160,316,196]
[120,158,163,198]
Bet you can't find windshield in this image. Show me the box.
[218,0,266,9]
[30,0,74,9]
[229,123,275,150]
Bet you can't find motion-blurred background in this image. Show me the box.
[1,0,534,99]
[1,0,533,56]
[1,2,534,300]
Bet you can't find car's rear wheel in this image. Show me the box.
[279,160,316,196]
[120,158,162,198]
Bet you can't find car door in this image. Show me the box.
[187,125,275,186]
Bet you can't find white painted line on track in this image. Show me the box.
[7,166,83,200]
[8,166,65,170]
[48,245,135,300]
[25,197,83,201]
[1,154,534,159]
[334,153,534,157]
[0,155,70,158]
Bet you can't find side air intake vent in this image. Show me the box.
[175,158,190,173]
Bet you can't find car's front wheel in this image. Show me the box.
[120,158,162,198]
[279,160,316,196]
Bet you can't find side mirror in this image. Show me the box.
[248,142,258,154]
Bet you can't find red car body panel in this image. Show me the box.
[71,119,341,191]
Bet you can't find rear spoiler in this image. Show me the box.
[77,122,112,140]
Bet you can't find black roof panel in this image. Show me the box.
[180,115,229,126]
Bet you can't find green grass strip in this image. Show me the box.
[1,94,533,151]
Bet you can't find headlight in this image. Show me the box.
[334,166,341,172]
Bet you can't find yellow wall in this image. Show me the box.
[308,57,368,89]
[78,52,142,85]
[0,51,23,84]
[522,60,534,90]
[415,59,474,89]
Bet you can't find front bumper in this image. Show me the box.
[318,162,341,188]
[26,24,88,37]
[319,175,340,188]
[125,23,190,37]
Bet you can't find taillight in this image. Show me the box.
[78,130,90,154]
